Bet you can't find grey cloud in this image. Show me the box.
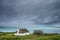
[32,0,60,25]
[0,0,60,26]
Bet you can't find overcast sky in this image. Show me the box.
[0,0,60,27]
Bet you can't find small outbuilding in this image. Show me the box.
[33,30,43,35]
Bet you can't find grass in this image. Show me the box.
[0,32,60,40]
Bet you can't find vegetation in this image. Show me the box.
[0,32,60,40]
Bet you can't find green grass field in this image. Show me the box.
[0,32,60,40]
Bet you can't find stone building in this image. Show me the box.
[33,30,43,35]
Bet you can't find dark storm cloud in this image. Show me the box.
[0,0,60,26]
[32,0,60,25]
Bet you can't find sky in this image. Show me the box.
[0,0,60,27]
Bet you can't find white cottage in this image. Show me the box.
[14,28,30,36]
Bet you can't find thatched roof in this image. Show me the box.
[19,29,29,33]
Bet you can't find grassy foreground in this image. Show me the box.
[0,32,60,40]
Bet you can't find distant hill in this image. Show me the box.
[0,26,9,28]
[0,26,17,28]
[0,26,4,28]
